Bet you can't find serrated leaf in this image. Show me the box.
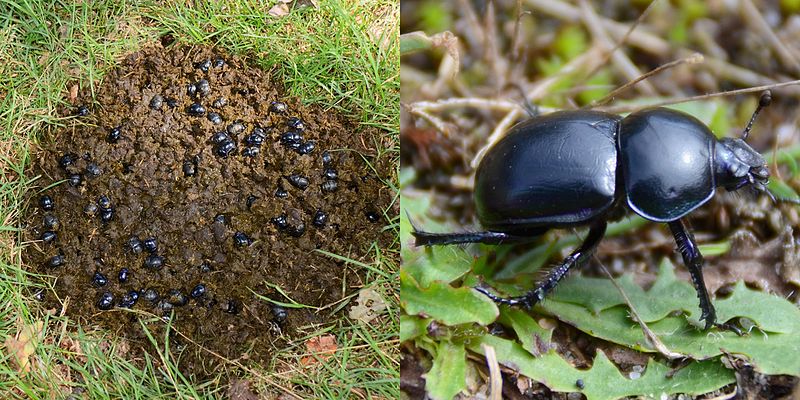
[540,260,800,376]
[426,340,466,400]
[401,270,498,326]
[468,334,733,400]
[401,194,473,287]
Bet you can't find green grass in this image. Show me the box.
[0,0,398,398]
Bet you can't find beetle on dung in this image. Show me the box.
[413,91,786,332]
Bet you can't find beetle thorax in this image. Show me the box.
[714,138,769,192]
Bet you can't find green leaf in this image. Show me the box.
[401,314,430,343]
[497,307,553,355]
[426,340,466,400]
[468,335,734,400]
[401,194,473,287]
[401,270,499,326]
[541,260,800,376]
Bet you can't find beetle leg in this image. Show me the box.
[475,221,607,309]
[411,229,538,246]
[668,219,719,330]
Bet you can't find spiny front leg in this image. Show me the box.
[668,218,741,333]
[476,222,607,309]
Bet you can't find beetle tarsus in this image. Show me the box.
[715,321,744,336]
[474,286,535,309]
[474,222,607,311]
[669,219,720,331]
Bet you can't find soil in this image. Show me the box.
[22,43,393,376]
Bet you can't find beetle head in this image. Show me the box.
[714,138,769,193]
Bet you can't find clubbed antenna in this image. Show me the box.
[741,90,772,141]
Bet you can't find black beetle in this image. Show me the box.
[413,92,786,331]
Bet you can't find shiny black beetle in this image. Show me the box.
[413,92,779,331]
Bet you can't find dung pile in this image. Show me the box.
[22,44,391,373]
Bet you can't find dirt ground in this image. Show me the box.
[22,43,393,376]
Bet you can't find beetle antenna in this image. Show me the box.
[741,90,772,141]
[766,189,800,205]
[505,83,539,117]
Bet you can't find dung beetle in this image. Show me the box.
[39,195,54,211]
[413,92,787,332]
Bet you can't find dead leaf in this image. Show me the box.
[4,320,44,374]
[300,334,337,366]
[268,2,290,17]
[67,84,78,104]
[348,287,387,323]
[228,379,259,400]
